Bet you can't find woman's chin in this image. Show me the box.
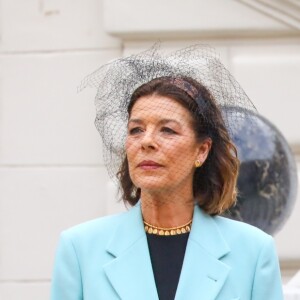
[136,180,170,193]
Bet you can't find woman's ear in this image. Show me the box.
[197,138,212,163]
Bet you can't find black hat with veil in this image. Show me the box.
[79,44,256,183]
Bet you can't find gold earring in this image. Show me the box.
[195,160,202,168]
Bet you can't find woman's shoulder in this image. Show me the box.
[60,210,128,244]
[213,214,273,245]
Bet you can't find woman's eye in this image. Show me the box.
[128,127,143,135]
[161,127,177,134]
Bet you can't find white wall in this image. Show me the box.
[0,0,122,298]
[0,1,300,299]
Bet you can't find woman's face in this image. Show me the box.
[126,94,211,194]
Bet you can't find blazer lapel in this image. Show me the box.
[175,206,231,300]
[103,205,159,300]
[103,204,230,300]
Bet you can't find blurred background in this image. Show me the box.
[0,0,300,299]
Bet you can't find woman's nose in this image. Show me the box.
[141,131,157,150]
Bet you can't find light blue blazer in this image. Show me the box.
[51,204,283,300]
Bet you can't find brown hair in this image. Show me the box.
[117,76,239,215]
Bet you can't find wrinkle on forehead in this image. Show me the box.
[129,95,194,128]
[128,118,182,128]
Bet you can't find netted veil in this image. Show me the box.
[79,44,256,181]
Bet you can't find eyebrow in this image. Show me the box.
[128,118,182,127]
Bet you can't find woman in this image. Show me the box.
[51,45,283,300]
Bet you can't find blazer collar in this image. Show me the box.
[175,206,231,300]
[104,204,231,300]
[105,204,145,257]
[189,205,230,259]
[104,204,159,299]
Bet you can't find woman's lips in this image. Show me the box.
[138,160,162,170]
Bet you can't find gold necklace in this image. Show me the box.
[144,219,192,236]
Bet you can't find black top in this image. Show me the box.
[146,233,189,300]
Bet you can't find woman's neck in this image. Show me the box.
[141,190,194,228]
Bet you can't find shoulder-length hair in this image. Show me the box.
[117,76,239,215]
